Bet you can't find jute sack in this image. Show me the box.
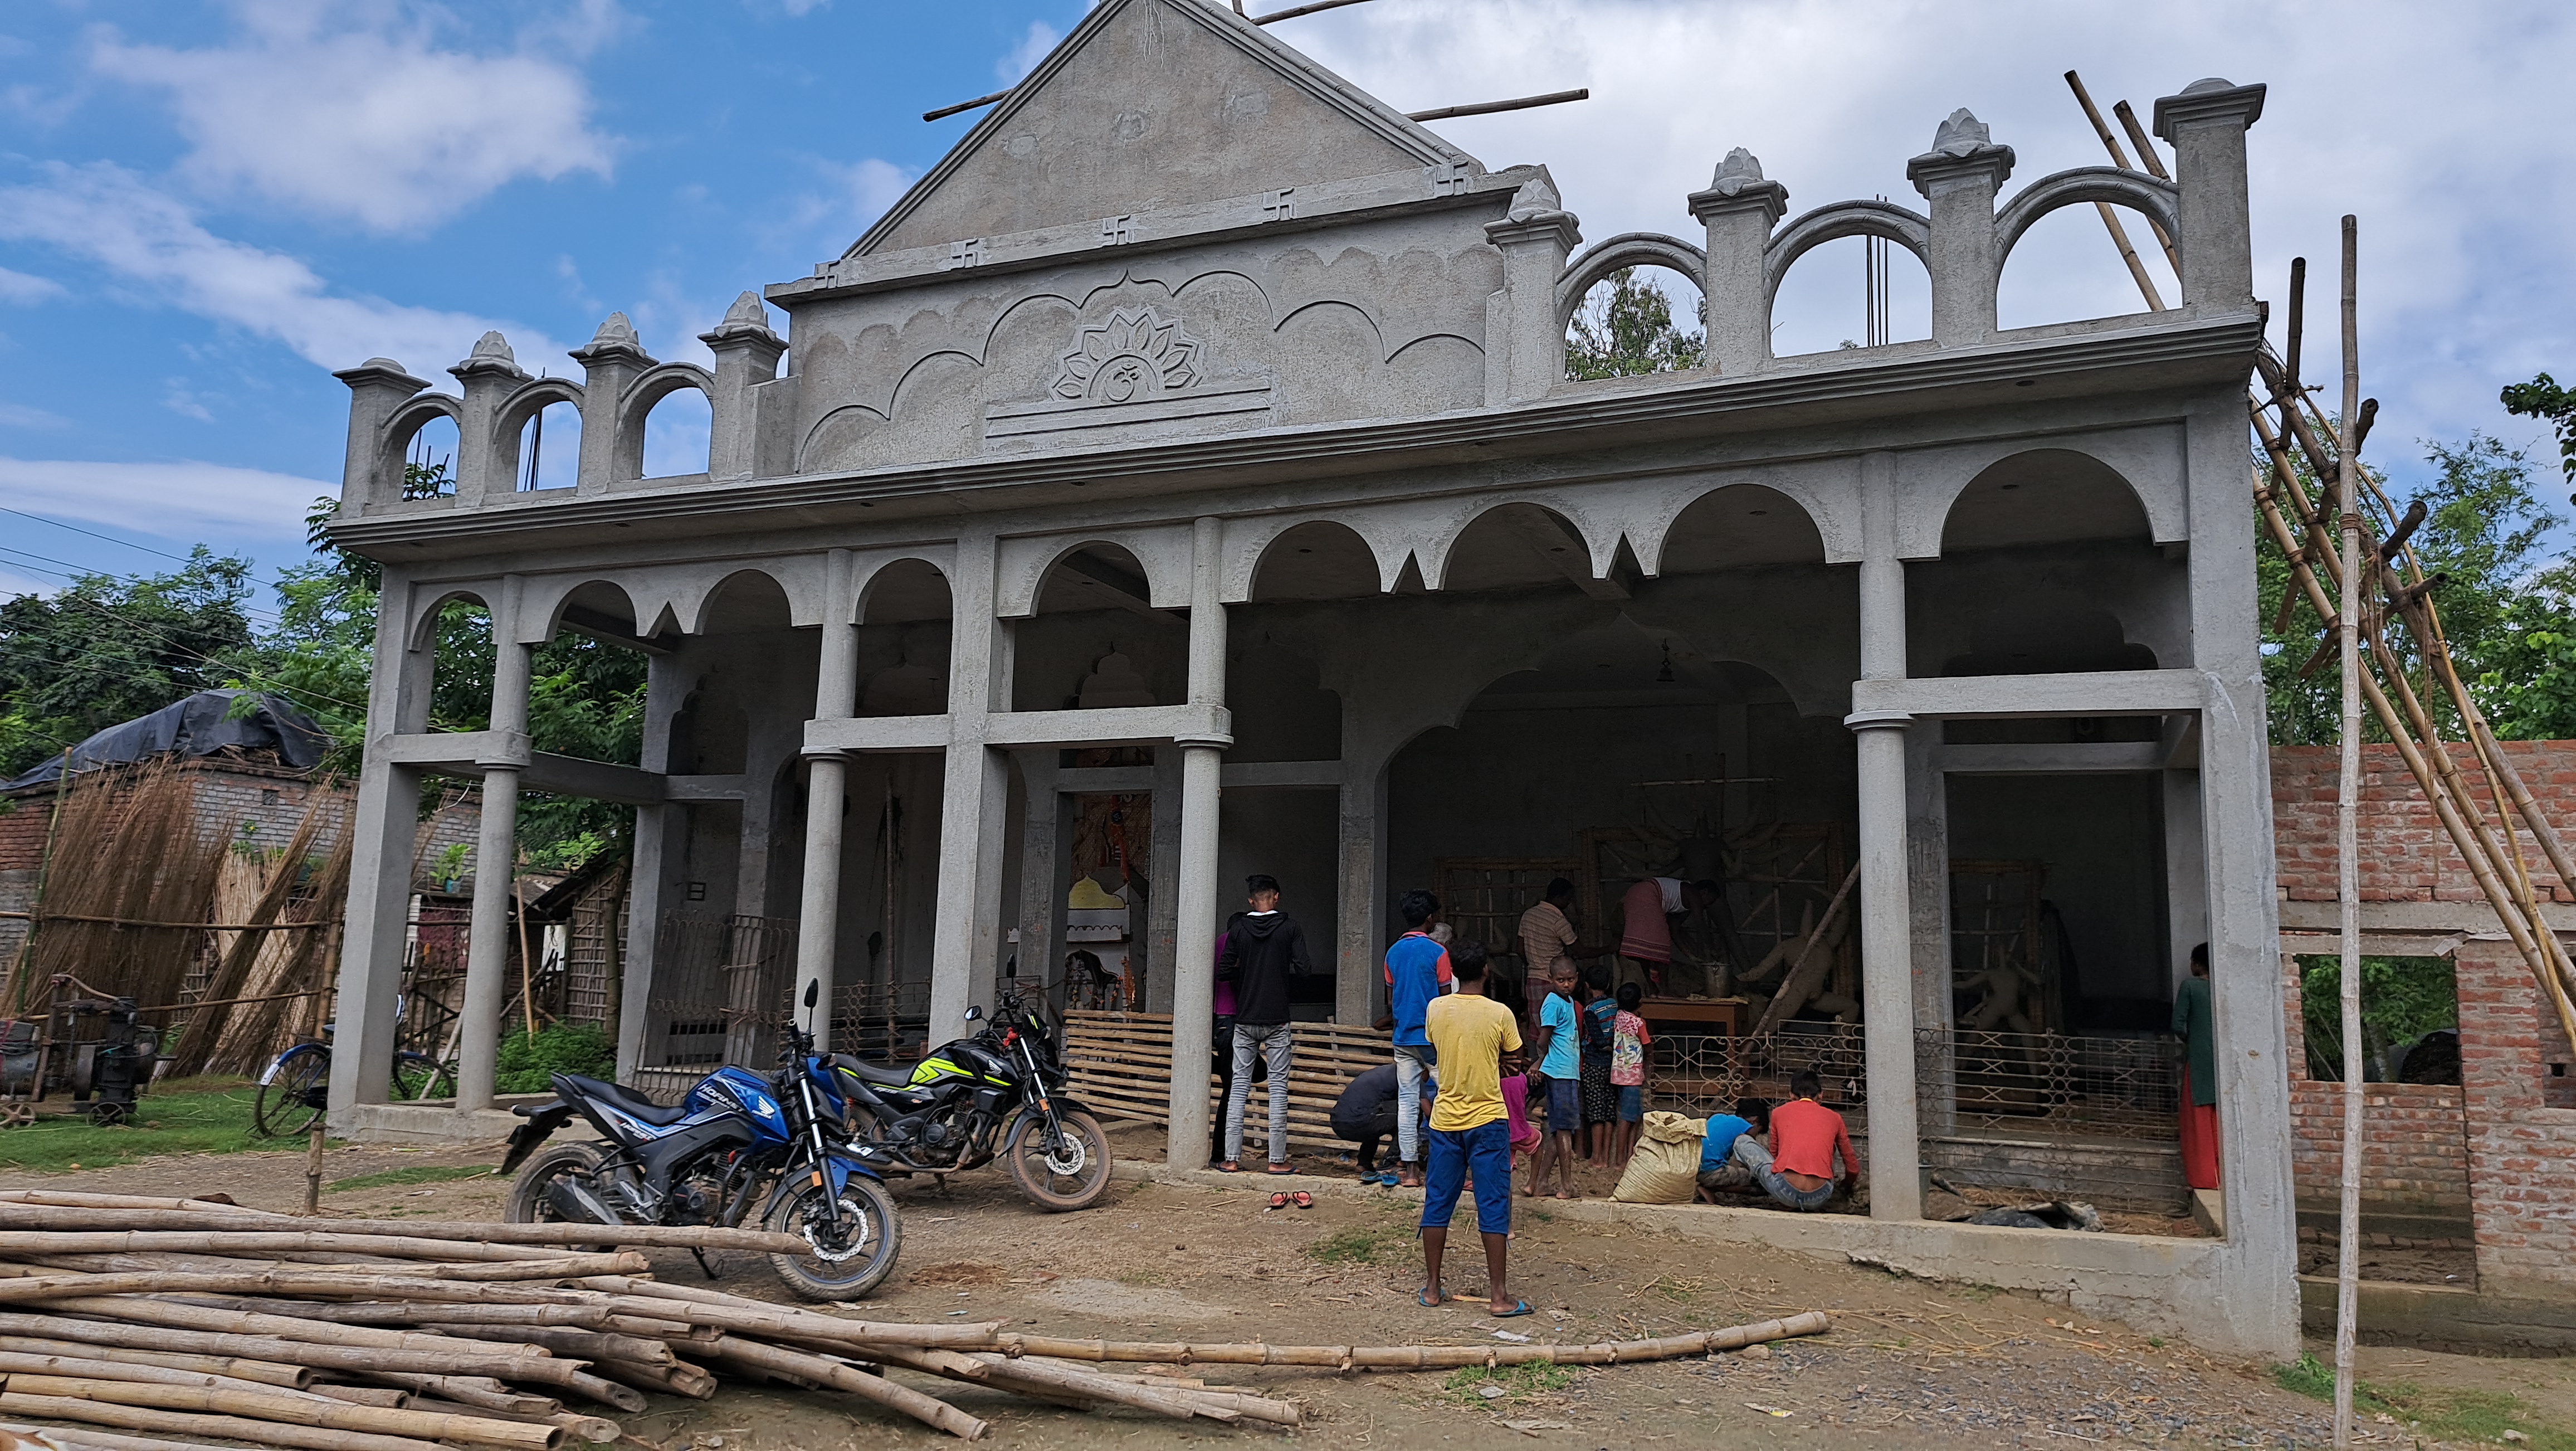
[1611,1110,1705,1204]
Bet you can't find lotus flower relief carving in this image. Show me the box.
[1050,308,1202,405]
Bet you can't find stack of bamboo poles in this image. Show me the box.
[169,791,354,1080]
[0,1190,1828,1446]
[2,764,231,1014]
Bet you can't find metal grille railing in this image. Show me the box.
[1645,1023,1869,1116]
[1928,1028,2178,1140]
[645,914,796,1067]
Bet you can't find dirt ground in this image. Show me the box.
[13,1127,2575,1449]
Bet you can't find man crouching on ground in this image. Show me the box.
[1418,942,1531,1317]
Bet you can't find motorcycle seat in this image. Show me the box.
[830,1054,919,1088]
[559,1074,691,1126]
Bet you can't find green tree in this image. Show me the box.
[2500,372,2576,503]
[1565,268,1706,380]
[0,550,259,778]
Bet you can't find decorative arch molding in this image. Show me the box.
[375,393,465,500]
[1763,200,1931,303]
[1993,167,2180,270]
[1556,232,1709,326]
[493,377,586,447]
[1220,514,1399,605]
[996,526,1194,619]
[1893,426,2187,559]
[1410,493,1628,592]
[406,585,495,654]
[797,403,889,471]
[614,362,717,481]
[848,546,960,624]
[514,574,657,645]
[674,559,830,635]
[1622,468,1851,574]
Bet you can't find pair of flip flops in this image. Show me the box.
[1362,1171,1401,1186]
[1415,1288,1534,1317]
[1266,1191,1314,1210]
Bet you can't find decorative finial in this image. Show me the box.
[723,291,769,329]
[469,331,515,363]
[1709,147,1766,195]
[588,312,638,347]
[1507,174,1563,222]
[1930,108,1992,158]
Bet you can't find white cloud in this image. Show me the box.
[1000,21,1060,84]
[0,267,62,305]
[790,157,913,259]
[91,2,618,233]
[0,403,65,429]
[163,381,216,423]
[0,456,333,538]
[1285,0,2576,475]
[0,163,563,375]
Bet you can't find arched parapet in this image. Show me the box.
[848,546,960,624]
[1895,430,2183,560]
[372,392,465,507]
[996,525,1193,619]
[613,362,717,481]
[1993,167,2180,271]
[1556,232,1709,326]
[494,377,586,451]
[1763,199,1931,304]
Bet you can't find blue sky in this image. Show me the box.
[2,0,2572,608]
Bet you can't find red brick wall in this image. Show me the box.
[2272,741,2576,904]
[2453,939,2576,1288]
[2279,969,2473,1213]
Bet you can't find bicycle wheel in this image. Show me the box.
[391,1052,456,1102]
[253,1045,329,1139]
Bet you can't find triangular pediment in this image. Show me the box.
[854,0,1479,257]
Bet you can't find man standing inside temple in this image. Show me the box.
[1518,878,1606,1022]
[1217,874,1313,1174]
[1618,877,1719,995]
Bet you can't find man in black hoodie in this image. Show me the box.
[1216,873,1312,1172]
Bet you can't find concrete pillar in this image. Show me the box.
[1847,451,1921,1220]
[569,314,652,495]
[700,292,787,484]
[448,333,529,508]
[1687,148,1789,376]
[1482,173,1581,405]
[1905,111,2014,349]
[2151,80,2265,313]
[1145,748,1183,1011]
[1334,733,1393,1026]
[1012,750,1064,1000]
[616,650,691,1078]
[457,576,532,1113]
[2182,385,2299,1355]
[1167,516,1230,1171]
[792,550,861,1049]
[2163,767,2208,994]
[331,359,430,514]
[328,566,432,1125]
[1906,726,1956,1138]
[926,535,1012,1045]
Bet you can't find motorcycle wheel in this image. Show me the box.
[504,1141,603,1224]
[1004,1107,1112,1211]
[763,1174,901,1301]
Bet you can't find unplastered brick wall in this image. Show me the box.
[2272,741,2576,904]
[2451,939,2576,1288]
[2278,969,2472,1214]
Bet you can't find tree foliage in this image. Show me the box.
[1565,267,1706,380]
[0,551,258,778]
[2500,371,2576,501]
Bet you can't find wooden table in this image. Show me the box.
[1640,996,1748,1036]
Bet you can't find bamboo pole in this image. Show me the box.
[0,1193,279,1217]
[0,1233,612,1263]
[0,1376,560,1450]
[6,751,72,1014]
[416,1325,676,1369]
[0,1307,598,1391]
[0,1391,446,1451]
[572,1277,1006,1348]
[0,1421,253,1451]
[361,1374,557,1416]
[0,1352,317,1402]
[985,1312,1831,1367]
[0,1337,310,1390]
[304,1123,326,1216]
[866,1345,1226,1424]
[0,1210,806,1255]
[403,1398,619,1449]
[2331,213,2363,1451]
[702,1340,988,1441]
[305,1385,413,1409]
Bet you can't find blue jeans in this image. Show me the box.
[1734,1135,1835,1211]
[1394,1045,1436,1165]
[1225,1022,1294,1165]
[1421,1119,1512,1235]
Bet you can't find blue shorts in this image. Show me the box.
[1542,1077,1580,1127]
[1421,1119,1512,1235]
[1617,1084,1643,1122]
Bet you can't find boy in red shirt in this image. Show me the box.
[1725,1069,1857,1212]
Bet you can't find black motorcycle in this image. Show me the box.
[501,982,902,1299]
[828,972,1113,1211]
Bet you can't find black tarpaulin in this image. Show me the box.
[3,689,331,790]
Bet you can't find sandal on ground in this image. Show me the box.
[1490,1299,1534,1318]
[1217,1161,1243,1173]
[1291,1191,1314,1209]
[1265,1161,1296,1175]
[1417,1287,1444,1307]
[1267,1192,1290,1210]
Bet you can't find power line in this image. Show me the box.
[0,542,285,625]
[0,508,205,568]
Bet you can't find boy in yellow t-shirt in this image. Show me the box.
[1418,942,1528,1317]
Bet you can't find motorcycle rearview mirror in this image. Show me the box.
[803,980,820,1010]
[964,1005,983,1022]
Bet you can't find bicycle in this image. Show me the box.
[253,1025,456,1138]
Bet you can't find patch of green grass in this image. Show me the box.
[1442,1362,1574,1406]
[1304,1225,1409,1264]
[0,1082,275,1174]
[328,1163,495,1194]
[2273,1354,2575,1448]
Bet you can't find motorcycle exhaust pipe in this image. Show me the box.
[544,1176,627,1226]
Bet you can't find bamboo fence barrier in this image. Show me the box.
[1062,1011,1389,1150]
[0,1192,1829,1446]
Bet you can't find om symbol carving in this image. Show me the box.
[1051,308,1202,404]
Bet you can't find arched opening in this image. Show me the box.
[1012,544,1179,713]
[394,412,460,498]
[1769,233,1932,358]
[1915,449,2177,683]
[423,591,495,732]
[1250,520,1380,601]
[1438,503,1606,596]
[519,401,582,491]
[1655,484,1827,575]
[1997,202,2179,331]
[856,559,952,718]
[1564,265,1706,380]
[640,387,713,480]
[695,569,795,637]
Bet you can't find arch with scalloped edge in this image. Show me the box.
[1556,232,1709,327]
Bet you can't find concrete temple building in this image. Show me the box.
[323,0,2291,1354]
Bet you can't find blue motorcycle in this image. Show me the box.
[499,982,901,1299]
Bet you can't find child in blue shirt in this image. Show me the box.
[1523,961,1584,1199]
[1694,1097,1770,1202]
